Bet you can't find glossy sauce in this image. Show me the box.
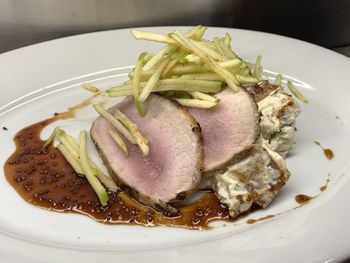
[319,185,327,192]
[295,194,313,205]
[55,92,102,119]
[4,118,235,230]
[294,173,331,205]
[320,177,330,192]
[246,214,275,224]
[251,172,332,224]
[313,141,334,160]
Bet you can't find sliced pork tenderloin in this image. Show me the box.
[188,88,260,173]
[90,94,203,212]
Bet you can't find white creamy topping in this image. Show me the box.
[212,144,289,217]
[215,174,253,217]
[258,91,300,157]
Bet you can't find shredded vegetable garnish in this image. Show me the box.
[174,98,218,109]
[79,131,109,206]
[107,82,222,97]
[274,74,283,87]
[180,72,224,81]
[93,104,136,144]
[90,164,119,193]
[188,91,219,103]
[93,104,149,155]
[129,59,242,79]
[133,52,147,116]
[223,33,231,48]
[114,110,149,156]
[190,26,207,40]
[131,30,176,44]
[194,41,226,61]
[82,83,100,93]
[82,26,305,117]
[55,129,118,194]
[59,134,80,160]
[55,130,119,192]
[185,54,202,64]
[42,127,61,149]
[57,144,84,175]
[160,78,222,88]
[217,38,236,60]
[213,37,226,59]
[117,24,270,106]
[159,90,191,99]
[134,98,145,117]
[235,74,259,84]
[64,134,80,153]
[108,129,128,157]
[162,50,186,77]
[61,134,118,192]
[143,46,174,71]
[171,30,240,92]
[184,25,202,39]
[138,57,170,102]
[253,55,262,79]
[287,80,309,103]
[219,59,242,69]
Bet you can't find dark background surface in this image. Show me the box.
[0,0,349,56]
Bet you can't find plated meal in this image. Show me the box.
[4,26,309,229]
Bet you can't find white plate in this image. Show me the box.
[0,27,350,263]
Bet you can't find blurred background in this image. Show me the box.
[0,0,349,57]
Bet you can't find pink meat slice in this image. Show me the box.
[189,88,259,173]
[90,94,203,210]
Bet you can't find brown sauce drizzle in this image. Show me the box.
[55,93,101,120]
[320,177,330,192]
[4,118,236,230]
[246,214,275,224]
[252,171,332,223]
[295,173,331,205]
[295,194,313,205]
[319,185,327,192]
[313,141,334,160]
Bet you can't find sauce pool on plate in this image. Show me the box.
[4,118,236,230]
[295,194,313,205]
[313,141,334,160]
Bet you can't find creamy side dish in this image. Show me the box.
[259,90,301,157]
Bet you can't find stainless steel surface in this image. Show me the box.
[0,0,349,55]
